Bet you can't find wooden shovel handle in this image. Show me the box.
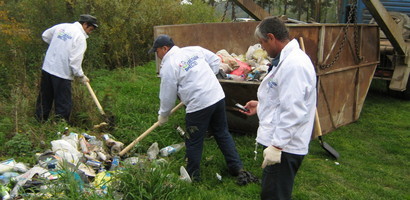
[85,82,105,116]
[119,102,184,156]
[299,37,322,138]
[314,110,323,137]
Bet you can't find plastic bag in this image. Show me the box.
[217,49,239,70]
[230,59,252,76]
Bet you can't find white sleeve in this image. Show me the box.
[202,48,221,74]
[272,63,311,148]
[158,61,178,117]
[42,25,57,44]
[69,36,87,77]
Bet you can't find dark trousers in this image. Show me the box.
[35,70,72,122]
[261,151,305,200]
[185,98,243,180]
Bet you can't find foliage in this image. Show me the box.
[4,133,33,157]
[92,0,218,69]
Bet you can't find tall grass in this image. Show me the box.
[1,63,409,199]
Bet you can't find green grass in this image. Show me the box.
[1,63,409,199]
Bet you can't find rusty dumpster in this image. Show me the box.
[154,22,379,136]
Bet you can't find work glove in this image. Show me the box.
[158,115,169,126]
[261,146,282,168]
[80,75,90,84]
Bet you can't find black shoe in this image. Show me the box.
[228,168,242,176]
[236,170,259,186]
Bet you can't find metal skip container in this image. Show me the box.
[153,22,379,136]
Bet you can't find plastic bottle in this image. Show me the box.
[226,74,245,81]
[110,156,120,171]
[159,142,185,157]
[0,172,19,185]
[147,142,159,161]
[103,134,115,146]
[103,134,124,155]
[84,133,102,147]
[97,151,108,161]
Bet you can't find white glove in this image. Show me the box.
[81,75,90,84]
[158,115,169,126]
[261,146,282,168]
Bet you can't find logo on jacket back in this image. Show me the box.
[57,29,72,41]
[179,56,199,71]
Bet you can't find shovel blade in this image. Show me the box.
[322,141,340,159]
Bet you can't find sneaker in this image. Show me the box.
[236,170,259,186]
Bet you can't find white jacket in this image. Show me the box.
[158,46,224,116]
[256,39,317,155]
[42,22,88,80]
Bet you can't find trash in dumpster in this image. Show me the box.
[217,44,270,82]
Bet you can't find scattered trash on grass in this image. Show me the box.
[1,125,255,198]
[179,166,191,183]
[216,173,222,181]
[159,142,185,157]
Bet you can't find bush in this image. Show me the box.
[0,0,220,145]
[4,133,33,157]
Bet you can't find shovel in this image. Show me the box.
[85,82,114,128]
[299,37,339,159]
[119,102,184,156]
[314,110,340,159]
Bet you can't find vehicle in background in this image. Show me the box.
[342,0,410,99]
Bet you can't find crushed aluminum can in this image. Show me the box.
[85,160,102,168]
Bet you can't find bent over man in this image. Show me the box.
[36,14,98,122]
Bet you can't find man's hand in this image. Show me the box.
[239,100,258,116]
[261,146,282,168]
[81,75,90,84]
[158,115,169,126]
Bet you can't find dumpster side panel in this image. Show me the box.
[154,22,260,55]
[315,25,379,135]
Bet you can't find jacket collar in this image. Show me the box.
[74,22,89,39]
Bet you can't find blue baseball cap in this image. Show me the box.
[148,34,175,54]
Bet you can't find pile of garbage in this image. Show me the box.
[217,44,271,82]
[0,128,188,199]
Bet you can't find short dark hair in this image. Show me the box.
[255,17,289,42]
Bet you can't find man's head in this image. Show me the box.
[254,17,290,58]
[148,34,175,59]
[79,14,98,34]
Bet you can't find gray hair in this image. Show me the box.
[254,17,289,42]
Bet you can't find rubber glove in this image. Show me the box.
[81,75,90,84]
[158,115,169,126]
[261,146,282,168]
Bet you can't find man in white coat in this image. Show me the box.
[35,14,97,122]
[148,35,246,182]
[240,17,317,199]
